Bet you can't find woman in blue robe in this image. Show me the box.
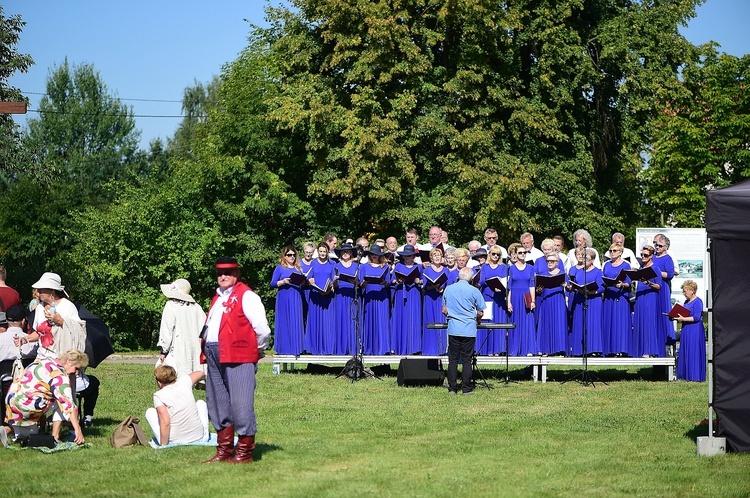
[478,246,509,355]
[507,245,537,356]
[358,246,391,355]
[632,245,665,357]
[299,242,316,328]
[602,244,632,356]
[676,280,706,381]
[270,245,305,355]
[653,234,678,350]
[390,244,423,355]
[422,248,449,355]
[304,242,337,354]
[333,243,359,355]
[567,248,604,356]
[536,253,568,356]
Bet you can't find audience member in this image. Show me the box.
[145,365,209,445]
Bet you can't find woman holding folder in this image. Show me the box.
[270,246,305,355]
[567,247,604,356]
[601,244,632,356]
[535,253,568,356]
[333,243,359,355]
[304,242,337,354]
[390,245,423,355]
[507,245,537,356]
[478,245,509,355]
[422,248,450,355]
[675,280,706,381]
[631,245,664,358]
[359,245,391,355]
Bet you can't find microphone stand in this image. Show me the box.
[336,260,380,381]
[563,245,606,387]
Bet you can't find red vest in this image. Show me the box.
[208,281,261,364]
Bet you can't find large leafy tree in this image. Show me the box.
[168,76,221,157]
[0,7,33,182]
[24,59,139,198]
[644,45,750,226]
[252,0,699,246]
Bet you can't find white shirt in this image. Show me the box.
[0,326,37,361]
[205,285,271,351]
[153,376,204,444]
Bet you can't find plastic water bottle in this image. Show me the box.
[48,302,56,325]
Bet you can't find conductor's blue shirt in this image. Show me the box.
[442,280,486,338]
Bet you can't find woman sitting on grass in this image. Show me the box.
[145,365,209,446]
[4,349,87,445]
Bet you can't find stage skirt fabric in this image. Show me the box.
[536,270,568,356]
[568,267,604,356]
[508,264,537,356]
[270,265,305,355]
[677,297,706,381]
[422,266,448,355]
[334,261,358,355]
[304,259,337,355]
[390,263,423,355]
[359,264,391,355]
[631,272,664,357]
[602,261,632,356]
[477,264,509,355]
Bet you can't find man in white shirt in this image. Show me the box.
[202,257,270,464]
[466,240,481,268]
[604,232,640,268]
[520,232,545,264]
[566,229,601,269]
[481,228,508,263]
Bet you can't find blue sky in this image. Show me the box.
[6,0,749,149]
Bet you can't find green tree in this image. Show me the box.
[253,0,700,246]
[168,76,221,157]
[24,59,139,199]
[0,7,33,181]
[644,45,750,226]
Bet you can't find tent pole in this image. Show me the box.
[706,237,714,440]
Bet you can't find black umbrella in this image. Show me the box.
[75,303,114,368]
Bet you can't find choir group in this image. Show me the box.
[270,228,706,382]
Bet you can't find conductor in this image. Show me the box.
[442,267,486,395]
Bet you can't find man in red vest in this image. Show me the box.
[203,257,271,463]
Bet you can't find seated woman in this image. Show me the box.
[4,349,87,444]
[145,365,209,446]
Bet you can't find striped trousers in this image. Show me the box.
[204,343,258,436]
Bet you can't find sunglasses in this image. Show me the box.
[490,252,501,256]
[285,253,296,257]
[653,243,665,248]
[516,251,527,255]
[216,270,236,276]
[640,253,651,257]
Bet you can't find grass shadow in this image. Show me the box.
[253,442,281,462]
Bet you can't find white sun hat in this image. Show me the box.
[160,278,196,303]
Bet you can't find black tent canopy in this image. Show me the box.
[706,179,750,453]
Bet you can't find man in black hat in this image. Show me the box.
[202,257,270,464]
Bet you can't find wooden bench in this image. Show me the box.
[271,354,676,383]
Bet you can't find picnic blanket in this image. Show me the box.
[148,432,232,450]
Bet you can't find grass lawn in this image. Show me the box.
[2,362,748,497]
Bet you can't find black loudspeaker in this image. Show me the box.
[397,358,445,387]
